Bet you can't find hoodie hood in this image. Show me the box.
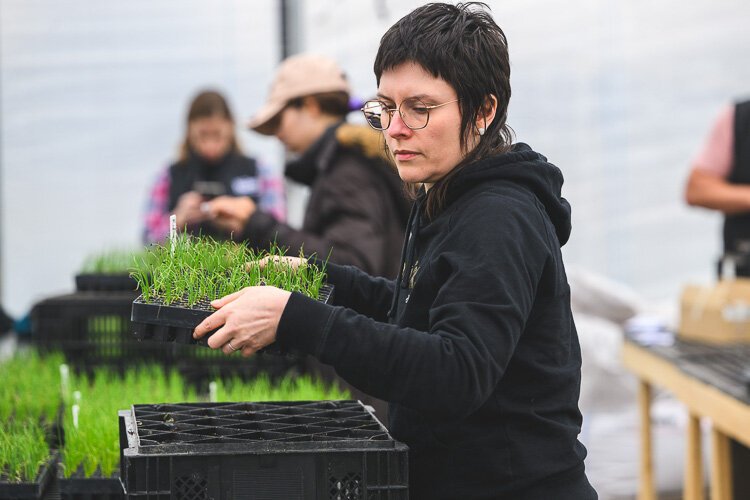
[444,143,572,246]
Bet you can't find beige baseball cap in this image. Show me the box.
[248,54,352,135]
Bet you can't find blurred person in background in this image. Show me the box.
[685,99,750,271]
[142,89,285,244]
[195,3,596,498]
[206,54,410,279]
[684,99,750,496]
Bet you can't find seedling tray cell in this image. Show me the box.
[130,284,334,354]
[119,400,408,499]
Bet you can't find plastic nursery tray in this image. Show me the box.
[0,453,60,500]
[130,284,334,353]
[31,292,160,369]
[75,273,139,293]
[119,400,407,499]
[60,467,124,500]
[672,340,750,404]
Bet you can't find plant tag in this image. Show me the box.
[209,381,217,403]
[72,404,79,429]
[170,214,177,255]
[59,364,69,401]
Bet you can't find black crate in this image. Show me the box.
[75,274,138,293]
[119,400,408,499]
[0,454,59,500]
[31,292,166,369]
[60,469,124,500]
[130,284,334,356]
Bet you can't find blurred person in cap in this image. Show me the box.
[206,54,410,279]
[142,89,285,244]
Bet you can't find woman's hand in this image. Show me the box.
[193,286,292,357]
[174,191,207,227]
[206,196,256,235]
[252,255,308,271]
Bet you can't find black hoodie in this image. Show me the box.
[277,144,596,499]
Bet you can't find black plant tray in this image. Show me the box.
[130,284,334,355]
[119,400,408,499]
[31,292,164,369]
[60,466,124,500]
[0,453,59,500]
[75,274,139,293]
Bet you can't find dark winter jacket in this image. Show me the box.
[242,123,410,278]
[276,144,596,499]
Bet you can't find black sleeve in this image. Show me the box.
[276,195,550,421]
[241,159,389,275]
[314,260,396,323]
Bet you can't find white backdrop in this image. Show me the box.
[2,0,750,316]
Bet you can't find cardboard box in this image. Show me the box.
[679,279,750,343]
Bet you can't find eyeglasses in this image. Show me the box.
[361,97,460,131]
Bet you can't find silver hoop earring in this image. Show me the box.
[478,127,485,136]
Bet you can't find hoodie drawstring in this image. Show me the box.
[388,197,423,320]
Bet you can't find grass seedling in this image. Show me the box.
[80,248,154,275]
[0,420,50,483]
[131,235,327,307]
[212,373,350,403]
[0,351,64,424]
[62,365,198,478]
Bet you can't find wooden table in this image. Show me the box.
[622,339,750,500]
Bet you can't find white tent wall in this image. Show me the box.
[5,1,748,316]
[301,0,750,303]
[0,0,283,316]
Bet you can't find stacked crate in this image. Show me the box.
[119,400,408,499]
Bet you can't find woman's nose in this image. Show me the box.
[387,111,411,138]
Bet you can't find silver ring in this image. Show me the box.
[227,341,238,352]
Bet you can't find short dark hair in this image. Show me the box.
[374,2,514,215]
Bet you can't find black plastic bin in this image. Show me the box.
[59,469,124,500]
[0,454,60,500]
[75,274,139,293]
[31,292,163,369]
[119,400,408,499]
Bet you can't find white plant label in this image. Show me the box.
[170,214,177,255]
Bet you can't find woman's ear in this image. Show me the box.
[476,94,498,132]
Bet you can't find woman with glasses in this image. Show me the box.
[194,3,596,498]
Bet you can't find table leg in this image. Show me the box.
[638,380,656,500]
[710,428,733,500]
[685,413,704,500]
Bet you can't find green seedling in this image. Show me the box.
[131,235,327,307]
[0,351,64,424]
[0,420,50,484]
[80,248,154,275]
